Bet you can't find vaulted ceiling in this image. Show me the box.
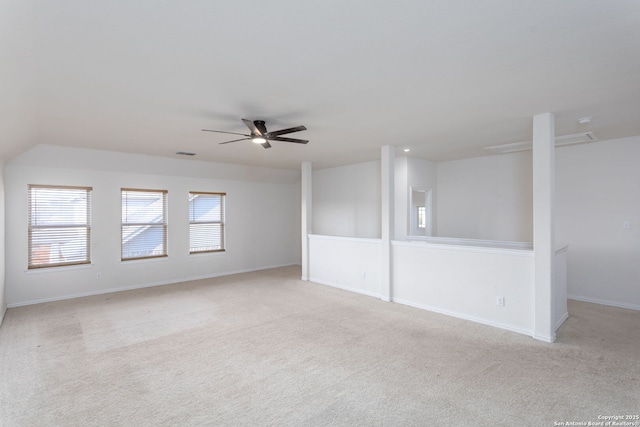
[2,0,639,169]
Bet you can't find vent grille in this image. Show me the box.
[176,151,196,156]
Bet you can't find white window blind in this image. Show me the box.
[189,192,225,253]
[28,185,92,269]
[121,189,168,260]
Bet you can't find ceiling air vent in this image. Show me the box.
[484,132,598,155]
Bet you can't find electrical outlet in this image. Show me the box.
[96,272,102,280]
[496,296,505,307]
[361,271,366,279]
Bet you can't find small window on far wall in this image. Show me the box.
[28,185,92,269]
[121,188,168,260]
[417,206,426,228]
[189,192,225,253]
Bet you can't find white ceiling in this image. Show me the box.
[3,0,640,169]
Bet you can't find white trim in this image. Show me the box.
[0,306,7,327]
[392,239,533,257]
[554,311,569,331]
[532,332,556,343]
[568,295,640,312]
[392,297,533,337]
[309,277,381,299]
[119,255,173,265]
[25,263,95,274]
[308,234,382,245]
[7,263,297,308]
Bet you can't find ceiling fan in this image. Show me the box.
[202,118,308,149]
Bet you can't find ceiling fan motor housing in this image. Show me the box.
[254,120,267,134]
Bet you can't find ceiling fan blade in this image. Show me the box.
[261,141,272,149]
[202,129,251,137]
[269,136,309,144]
[265,125,307,137]
[219,138,251,145]
[242,118,262,136]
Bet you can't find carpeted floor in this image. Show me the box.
[1,265,639,426]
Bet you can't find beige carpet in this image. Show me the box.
[1,266,639,426]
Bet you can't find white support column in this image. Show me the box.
[301,161,312,281]
[532,112,556,343]
[381,146,395,302]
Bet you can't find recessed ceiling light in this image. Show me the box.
[578,117,592,124]
[403,148,411,152]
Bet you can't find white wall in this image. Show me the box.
[556,136,640,309]
[0,0,37,161]
[312,161,380,238]
[437,151,533,242]
[5,145,300,306]
[392,241,535,335]
[433,136,640,310]
[0,0,36,323]
[0,161,6,323]
[308,235,381,298]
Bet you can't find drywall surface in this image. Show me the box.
[0,0,37,161]
[555,136,640,309]
[10,144,300,184]
[436,151,533,242]
[308,235,382,298]
[312,161,380,238]
[0,161,6,323]
[434,136,640,310]
[392,240,534,335]
[5,146,300,306]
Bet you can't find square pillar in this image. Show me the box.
[532,112,556,342]
[301,161,312,281]
[381,146,394,301]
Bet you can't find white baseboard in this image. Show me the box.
[7,263,297,308]
[532,332,557,343]
[554,311,569,331]
[391,297,533,338]
[308,277,381,299]
[568,294,640,311]
[0,305,6,327]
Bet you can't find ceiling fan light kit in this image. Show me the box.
[202,118,308,149]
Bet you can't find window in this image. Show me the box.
[28,185,92,269]
[189,192,225,253]
[417,206,426,229]
[121,189,168,260]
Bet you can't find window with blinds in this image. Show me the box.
[189,192,225,253]
[28,185,92,269]
[121,188,168,260]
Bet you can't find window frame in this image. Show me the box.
[121,188,168,261]
[27,184,92,270]
[189,191,226,254]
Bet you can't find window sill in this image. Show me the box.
[25,263,94,274]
